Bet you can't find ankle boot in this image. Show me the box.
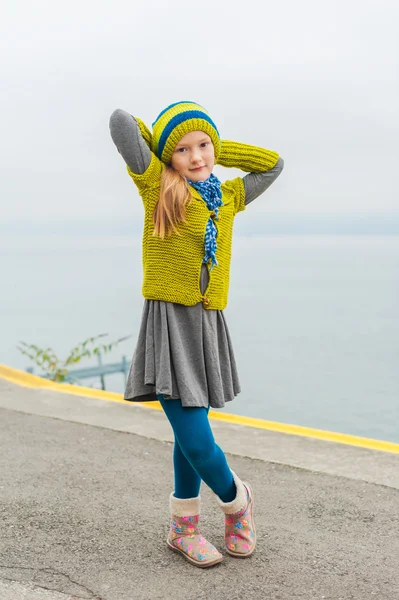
[215,471,256,557]
[167,493,223,568]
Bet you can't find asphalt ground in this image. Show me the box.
[0,396,399,599]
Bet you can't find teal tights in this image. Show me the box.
[158,395,236,502]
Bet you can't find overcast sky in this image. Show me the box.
[1,0,398,229]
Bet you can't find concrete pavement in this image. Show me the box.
[0,379,398,599]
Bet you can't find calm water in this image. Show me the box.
[1,234,398,443]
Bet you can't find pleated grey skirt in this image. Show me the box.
[124,266,241,408]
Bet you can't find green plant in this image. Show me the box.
[17,333,131,383]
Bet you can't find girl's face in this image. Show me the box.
[171,131,215,182]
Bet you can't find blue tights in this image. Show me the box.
[158,396,236,502]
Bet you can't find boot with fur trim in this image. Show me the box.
[167,494,223,568]
[215,471,256,557]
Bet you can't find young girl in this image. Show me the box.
[109,101,284,568]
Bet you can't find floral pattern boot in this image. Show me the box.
[216,471,256,557]
[167,494,223,568]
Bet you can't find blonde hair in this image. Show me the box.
[153,166,192,238]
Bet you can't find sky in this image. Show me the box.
[1,0,398,232]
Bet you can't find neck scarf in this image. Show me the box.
[187,173,223,270]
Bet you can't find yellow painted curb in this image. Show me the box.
[1,364,399,455]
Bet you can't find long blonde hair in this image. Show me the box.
[152,166,192,238]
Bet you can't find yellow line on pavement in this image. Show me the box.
[1,364,399,455]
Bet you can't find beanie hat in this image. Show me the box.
[151,101,221,164]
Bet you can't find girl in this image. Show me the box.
[109,101,284,568]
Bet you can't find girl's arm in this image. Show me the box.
[109,109,152,174]
[217,140,284,205]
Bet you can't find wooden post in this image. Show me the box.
[121,355,128,387]
[97,352,106,390]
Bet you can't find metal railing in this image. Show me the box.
[27,354,130,391]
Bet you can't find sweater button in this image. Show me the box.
[203,296,210,307]
[210,211,216,219]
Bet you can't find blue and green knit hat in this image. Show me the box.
[150,101,221,165]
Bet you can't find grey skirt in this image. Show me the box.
[124,268,241,408]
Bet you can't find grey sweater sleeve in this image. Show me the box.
[243,157,285,205]
[109,108,152,175]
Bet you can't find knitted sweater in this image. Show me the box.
[111,111,281,310]
[129,155,243,308]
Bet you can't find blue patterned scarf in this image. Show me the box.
[187,173,223,270]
